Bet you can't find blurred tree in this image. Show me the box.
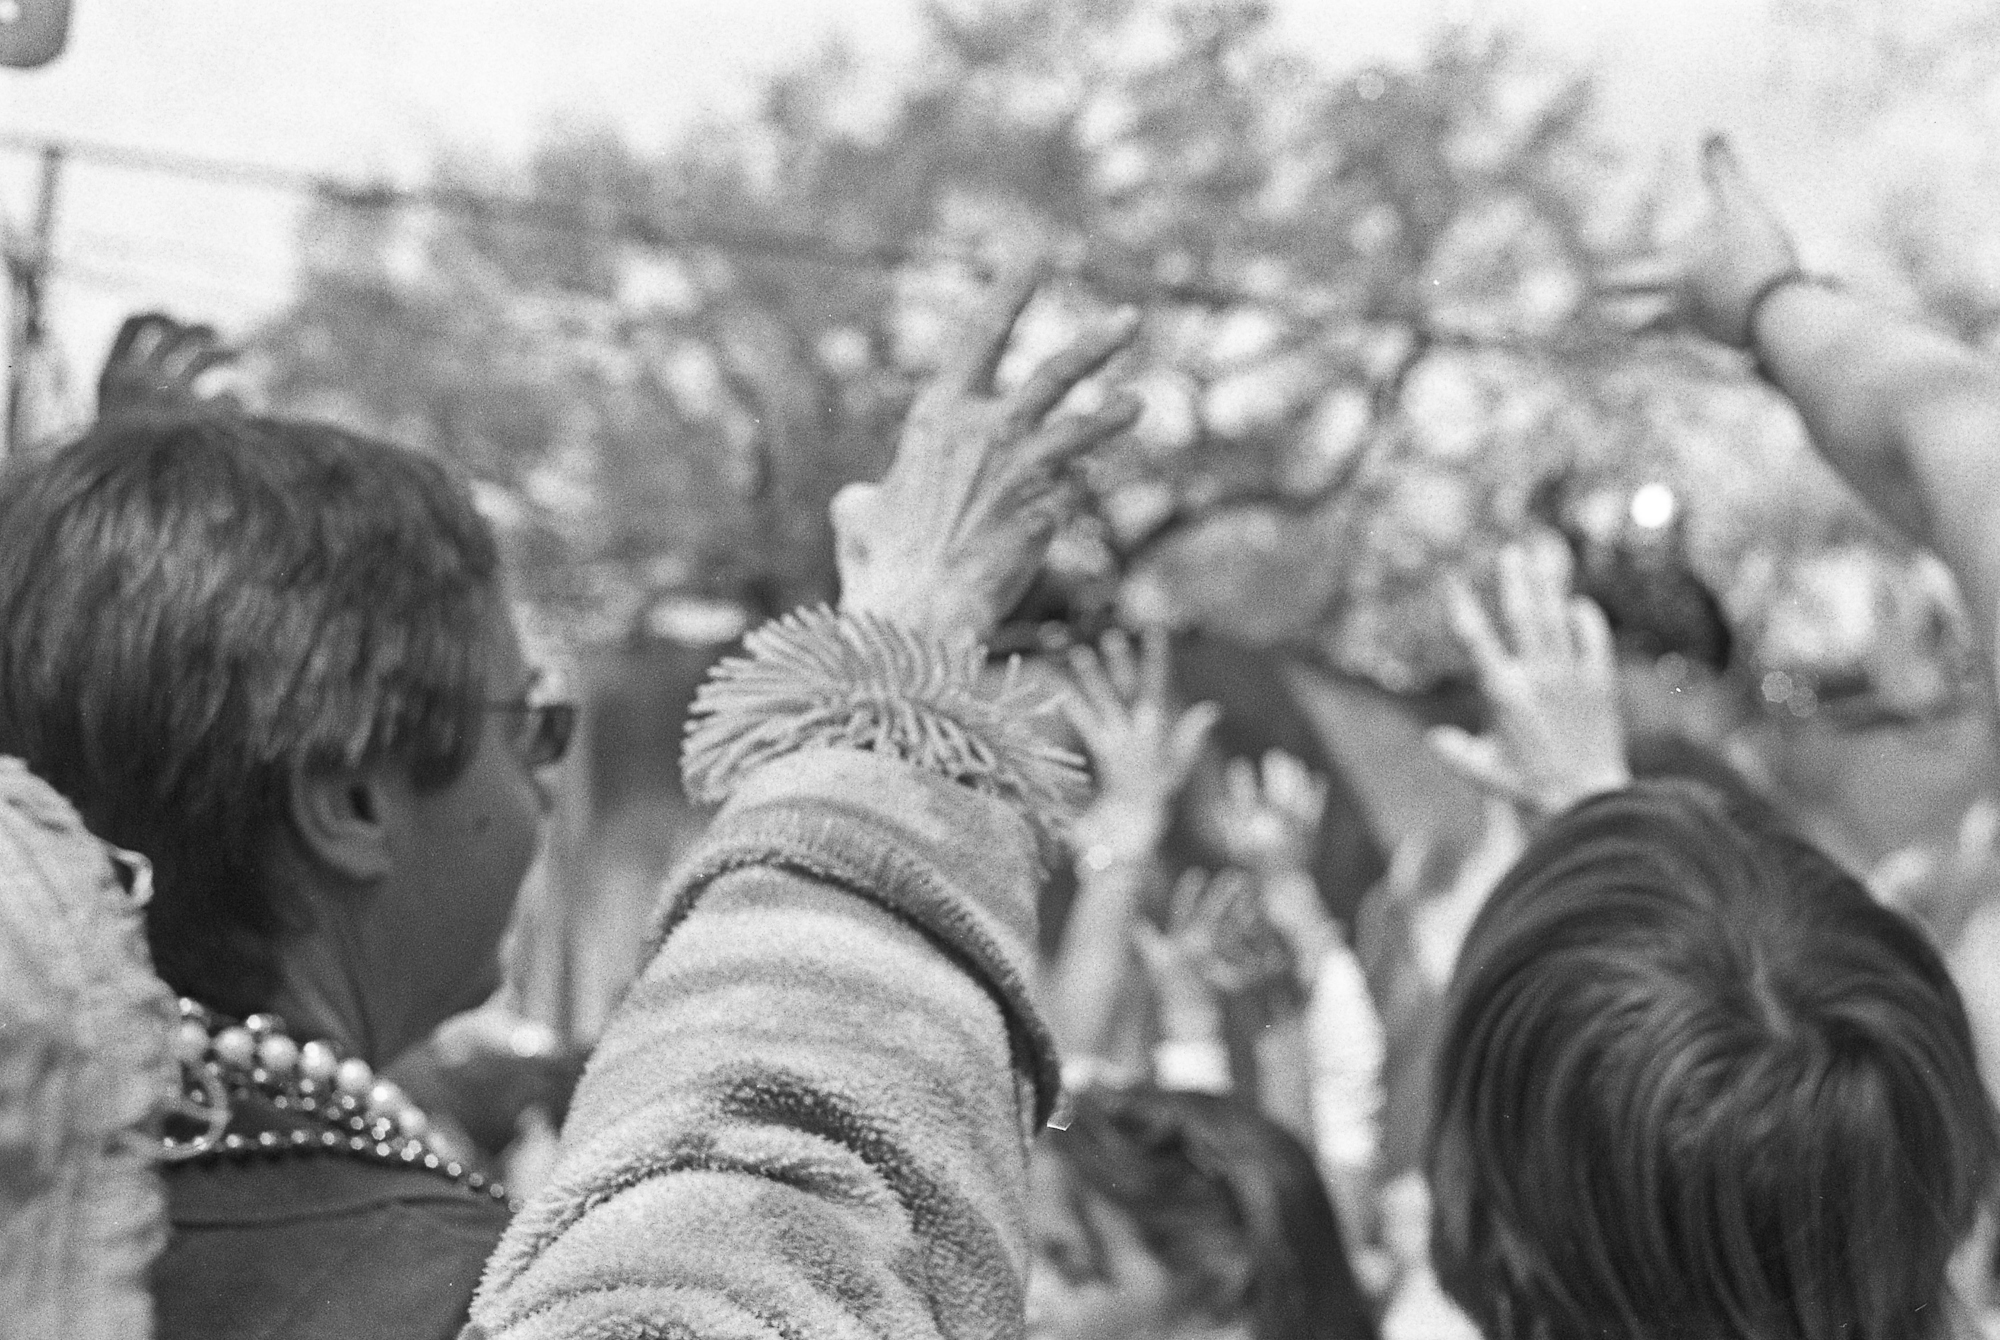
[251,0,1662,686]
[1768,0,2000,345]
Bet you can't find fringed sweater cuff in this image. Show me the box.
[681,605,1088,843]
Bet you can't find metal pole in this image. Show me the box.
[3,143,62,459]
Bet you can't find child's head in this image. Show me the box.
[1030,1086,1376,1340]
[1429,779,1998,1340]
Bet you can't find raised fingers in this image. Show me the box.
[1184,868,1248,940]
[1445,573,1512,678]
[1013,474,1086,555]
[1700,132,1794,261]
[1425,725,1527,802]
[1701,132,1750,210]
[1064,642,1125,727]
[1497,542,1568,661]
[1503,536,1580,660]
[159,324,236,383]
[107,311,174,366]
[1593,258,1687,336]
[1570,594,1615,674]
[1097,627,1141,703]
[1136,625,1174,710]
[1017,393,1144,477]
[1224,753,1261,814]
[1262,750,1325,819]
[1168,701,1222,773]
[1533,535,1581,647]
[940,270,1043,396]
[1006,309,1141,427]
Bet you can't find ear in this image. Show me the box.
[285,763,394,884]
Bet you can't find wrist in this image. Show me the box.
[838,587,987,646]
[682,605,1089,838]
[1072,798,1169,870]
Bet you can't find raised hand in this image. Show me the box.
[832,274,1142,644]
[1156,866,1292,1001]
[1204,749,1328,877]
[1599,134,1799,349]
[1064,627,1221,868]
[1132,915,1224,1048]
[1430,535,1631,818]
[1199,748,1345,980]
[96,312,242,421]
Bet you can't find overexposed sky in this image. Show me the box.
[0,0,1913,393]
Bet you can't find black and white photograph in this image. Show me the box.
[6,2,2000,1338]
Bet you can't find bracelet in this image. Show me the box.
[681,605,1089,839]
[1744,269,1840,382]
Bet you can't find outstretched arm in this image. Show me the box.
[1612,135,2000,665]
[474,752,1057,1340]
[1756,283,2000,662]
[1048,628,1217,1066]
[471,278,1141,1340]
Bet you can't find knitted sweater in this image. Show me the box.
[0,757,180,1340]
[468,746,1059,1340]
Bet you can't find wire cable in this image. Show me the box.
[0,131,1591,351]
[0,130,945,274]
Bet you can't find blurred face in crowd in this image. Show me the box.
[1026,1148,1246,1340]
[343,602,561,1053]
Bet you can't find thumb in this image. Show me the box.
[1426,726,1528,803]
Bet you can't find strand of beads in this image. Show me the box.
[173,998,511,1206]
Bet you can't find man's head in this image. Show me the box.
[0,411,550,1037]
[1430,779,1997,1340]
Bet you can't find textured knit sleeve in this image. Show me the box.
[0,758,179,1340]
[468,747,1057,1340]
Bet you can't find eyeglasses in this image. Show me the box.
[485,698,578,768]
[107,844,154,907]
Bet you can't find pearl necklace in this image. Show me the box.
[163,998,512,1208]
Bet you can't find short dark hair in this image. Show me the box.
[1429,780,1998,1340]
[0,412,503,1016]
[1051,1086,1377,1340]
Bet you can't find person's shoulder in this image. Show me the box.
[156,1157,508,1340]
[163,1148,510,1228]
